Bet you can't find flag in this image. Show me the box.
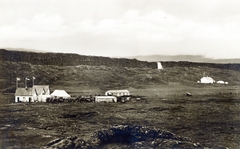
[26,78,30,80]
[33,76,35,79]
[16,77,20,81]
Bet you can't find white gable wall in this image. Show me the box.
[38,89,50,102]
[33,94,51,102]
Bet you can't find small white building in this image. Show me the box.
[200,77,215,84]
[51,90,71,99]
[105,90,130,97]
[95,96,117,103]
[217,80,225,84]
[157,62,163,70]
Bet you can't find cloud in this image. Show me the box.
[0,13,67,40]
[0,1,240,58]
[31,13,65,30]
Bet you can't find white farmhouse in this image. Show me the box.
[15,85,51,102]
[105,90,130,97]
[200,77,215,84]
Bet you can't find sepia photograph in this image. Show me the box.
[0,0,240,148]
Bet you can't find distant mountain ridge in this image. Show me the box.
[130,55,240,63]
[3,48,240,63]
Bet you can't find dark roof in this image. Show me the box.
[15,85,50,96]
[33,85,49,95]
[15,88,33,96]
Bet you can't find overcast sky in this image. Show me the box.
[1,0,240,58]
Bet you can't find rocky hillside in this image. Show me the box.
[1,49,240,71]
[0,49,156,68]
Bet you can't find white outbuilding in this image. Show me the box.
[105,90,130,97]
[95,96,117,103]
[217,80,225,84]
[200,77,215,84]
[51,90,71,99]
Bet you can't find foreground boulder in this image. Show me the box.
[45,125,227,148]
[95,125,203,148]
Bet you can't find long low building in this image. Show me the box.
[105,90,130,97]
[95,96,117,103]
[217,80,225,84]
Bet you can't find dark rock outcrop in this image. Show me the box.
[45,125,228,149]
[1,49,240,71]
[0,49,157,69]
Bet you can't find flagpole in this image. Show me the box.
[32,76,35,86]
[16,77,20,89]
[25,78,30,88]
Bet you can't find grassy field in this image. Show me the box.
[0,84,239,148]
[2,61,240,92]
[1,50,240,148]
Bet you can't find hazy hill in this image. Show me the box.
[130,55,240,64]
[1,49,240,92]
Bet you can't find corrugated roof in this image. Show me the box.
[15,88,33,96]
